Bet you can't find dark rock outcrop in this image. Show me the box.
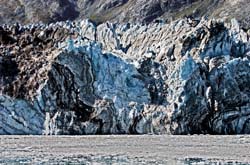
[0,18,250,135]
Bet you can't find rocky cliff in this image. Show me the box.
[1,0,250,29]
[0,18,250,135]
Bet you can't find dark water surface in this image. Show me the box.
[1,135,250,164]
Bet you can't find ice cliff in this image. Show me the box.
[0,18,250,135]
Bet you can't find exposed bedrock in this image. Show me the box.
[0,18,250,135]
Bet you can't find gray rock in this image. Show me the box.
[1,0,250,29]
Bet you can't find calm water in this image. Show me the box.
[1,156,248,164]
[1,135,250,164]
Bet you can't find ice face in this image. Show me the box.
[67,38,75,52]
[179,56,197,80]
